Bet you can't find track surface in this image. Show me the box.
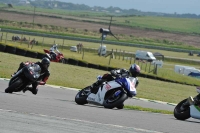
[0,79,199,133]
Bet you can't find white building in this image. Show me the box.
[19,0,30,4]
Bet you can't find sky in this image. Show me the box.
[58,0,200,15]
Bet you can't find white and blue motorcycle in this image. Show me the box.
[75,76,137,109]
[174,86,200,120]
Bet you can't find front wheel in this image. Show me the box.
[103,92,128,109]
[174,99,191,120]
[5,78,23,93]
[75,87,90,105]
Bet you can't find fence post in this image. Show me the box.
[108,49,113,65]
[141,61,143,70]
[1,33,3,42]
[145,62,148,72]
[149,62,151,73]
[5,32,7,43]
[20,34,23,45]
[82,48,84,59]
[154,64,158,75]
[122,50,125,61]
[115,49,117,59]
[62,39,64,50]
[42,37,44,46]
[118,49,121,60]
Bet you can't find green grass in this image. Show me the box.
[125,105,173,114]
[1,37,200,86]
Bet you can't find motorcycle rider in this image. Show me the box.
[90,64,141,97]
[49,44,60,60]
[13,57,50,95]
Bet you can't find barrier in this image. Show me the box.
[16,48,27,56]
[25,51,38,58]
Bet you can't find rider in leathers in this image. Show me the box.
[49,44,60,60]
[90,64,140,97]
[14,58,50,95]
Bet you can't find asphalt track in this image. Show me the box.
[0,79,199,133]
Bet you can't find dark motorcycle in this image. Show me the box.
[5,64,41,93]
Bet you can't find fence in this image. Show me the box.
[0,31,159,75]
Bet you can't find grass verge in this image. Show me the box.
[124,105,173,114]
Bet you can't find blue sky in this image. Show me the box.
[58,0,200,15]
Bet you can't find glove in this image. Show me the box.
[37,81,46,85]
[110,70,117,76]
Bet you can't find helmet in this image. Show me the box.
[41,57,50,69]
[129,64,140,77]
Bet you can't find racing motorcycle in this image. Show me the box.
[75,76,137,109]
[43,49,65,63]
[5,64,41,93]
[174,86,200,120]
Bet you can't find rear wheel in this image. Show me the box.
[5,78,23,93]
[174,99,190,120]
[103,91,127,109]
[75,87,90,105]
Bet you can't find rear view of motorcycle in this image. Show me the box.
[43,49,65,63]
[174,86,200,120]
[75,76,137,109]
[5,64,41,93]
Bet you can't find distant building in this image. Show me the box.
[115,10,121,13]
[19,0,30,5]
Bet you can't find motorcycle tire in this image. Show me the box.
[5,78,23,93]
[116,103,124,109]
[103,93,127,109]
[75,88,89,105]
[174,99,190,120]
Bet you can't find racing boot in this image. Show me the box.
[188,96,195,105]
[90,81,101,93]
[23,87,38,95]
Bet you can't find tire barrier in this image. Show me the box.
[62,58,68,64]
[26,51,38,58]
[88,63,99,69]
[15,48,27,56]
[98,65,108,71]
[108,66,117,71]
[67,58,78,65]
[5,45,16,54]
[0,44,6,52]
[78,60,88,67]
[37,52,45,60]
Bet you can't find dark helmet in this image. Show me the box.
[129,64,140,77]
[41,57,50,69]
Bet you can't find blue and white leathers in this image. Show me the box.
[86,77,137,105]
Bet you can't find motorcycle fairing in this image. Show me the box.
[190,105,200,119]
[115,77,137,96]
[87,80,121,105]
